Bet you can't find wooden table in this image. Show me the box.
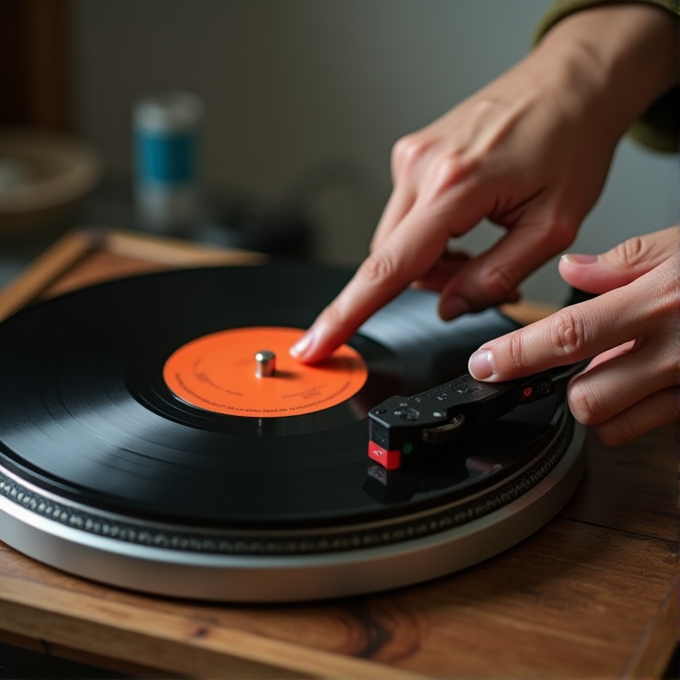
[0,229,677,679]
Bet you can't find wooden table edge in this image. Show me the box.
[625,573,680,678]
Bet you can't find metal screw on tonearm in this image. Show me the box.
[367,361,588,471]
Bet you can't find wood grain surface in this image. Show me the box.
[0,229,677,679]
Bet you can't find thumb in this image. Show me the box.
[559,226,680,294]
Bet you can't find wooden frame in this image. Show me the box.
[0,228,264,322]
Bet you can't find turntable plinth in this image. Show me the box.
[0,229,676,679]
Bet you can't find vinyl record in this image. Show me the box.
[0,263,585,601]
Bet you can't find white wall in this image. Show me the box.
[71,0,678,304]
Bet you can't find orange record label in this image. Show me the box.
[163,327,368,417]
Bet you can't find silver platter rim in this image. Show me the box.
[0,422,586,602]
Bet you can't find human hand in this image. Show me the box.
[290,4,678,364]
[468,226,680,445]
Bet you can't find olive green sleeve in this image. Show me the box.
[534,0,680,153]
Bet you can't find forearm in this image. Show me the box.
[533,3,679,145]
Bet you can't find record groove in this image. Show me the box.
[0,408,572,555]
[0,264,543,529]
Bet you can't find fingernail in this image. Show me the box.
[561,253,599,265]
[290,330,316,360]
[439,296,471,321]
[468,349,496,380]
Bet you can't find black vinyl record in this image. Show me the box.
[0,263,566,537]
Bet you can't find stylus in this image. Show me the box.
[367,360,588,470]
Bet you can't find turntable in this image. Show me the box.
[0,233,587,603]
[0,230,676,678]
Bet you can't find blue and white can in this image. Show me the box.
[133,91,204,234]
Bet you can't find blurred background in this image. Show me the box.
[0,0,677,304]
[0,5,678,676]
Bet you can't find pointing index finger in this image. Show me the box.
[292,232,448,363]
[291,194,484,363]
